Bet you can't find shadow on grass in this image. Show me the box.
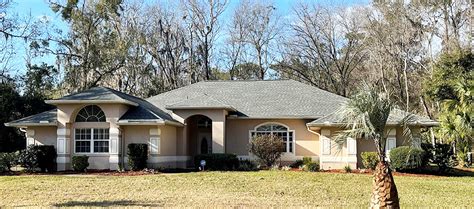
[53,200,162,207]
[400,166,474,177]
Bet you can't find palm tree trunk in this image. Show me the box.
[370,161,400,209]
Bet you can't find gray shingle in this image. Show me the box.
[166,93,235,110]
[147,80,348,118]
[308,109,437,126]
[5,109,57,126]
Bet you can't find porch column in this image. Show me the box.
[212,120,225,153]
[56,125,71,171]
[109,126,120,170]
[26,129,35,146]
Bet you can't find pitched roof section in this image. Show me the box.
[45,87,138,106]
[5,109,57,127]
[148,80,348,118]
[166,94,236,110]
[307,109,438,127]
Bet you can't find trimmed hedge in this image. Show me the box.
[237,159,258,171]
[37,145,57,172]
[72,156,89,172]
[18,145,57,172]
[127,143,148,171]
[390,146,426,171]
[194,153,239,171]
[361,152,379,170]
[302,162,320,172]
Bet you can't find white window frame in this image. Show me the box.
[249,122,295,154]
[74,128,110,154]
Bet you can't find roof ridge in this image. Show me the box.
[201,79,292,83]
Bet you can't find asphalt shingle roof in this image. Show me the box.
[147,80,348,118]
[5,109,57,126]
[308,109,437,126]
[166,93,235,110]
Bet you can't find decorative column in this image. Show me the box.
[56,125,71,171]
[346,137,357,168]
[109,126,120,170]
[320,129,331,170]
[212,120,225,153]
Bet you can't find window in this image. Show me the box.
[250,123,294,153]
[75,105,106,122]
[75,128,109,153]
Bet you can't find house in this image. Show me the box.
[5,80,437,170]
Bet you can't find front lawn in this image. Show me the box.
[0,171,472,207]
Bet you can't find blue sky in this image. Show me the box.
[8,0,370,76]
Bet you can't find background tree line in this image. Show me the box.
[0,0,472,154]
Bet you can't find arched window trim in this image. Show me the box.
[75,105,106,122]
[249,122,295,153]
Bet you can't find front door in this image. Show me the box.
[198,133,212,154]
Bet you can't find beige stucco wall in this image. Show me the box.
[28,126,57,146]
[225,119,319,161]
[172,109,227,153]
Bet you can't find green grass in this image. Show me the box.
[0,171,472,207]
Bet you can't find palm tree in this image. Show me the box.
[335,85,413,208]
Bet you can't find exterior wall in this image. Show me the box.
[172,109,227,154]
[225,119,319,163]
[56,103,130,170]
[27,126,58,146]
[122,125,188,169]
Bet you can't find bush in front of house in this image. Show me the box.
[237,159,258,171]
[72,156,89,172]
[361,152,379,170]
[248,134,285,167]
[127,143,149,171]
[290,159,304,168]
[421,143,457,172]
[18,145,57,172]
[18,145,40,172]
[37,145,57,172]
[390,146,426,171]
[0,152,18,172]
[302,162,320,172]
[194,153,239,171]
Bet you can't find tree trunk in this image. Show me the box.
[370,161,400,209]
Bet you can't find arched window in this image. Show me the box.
[250,123,294,153]
[75,105,106,122]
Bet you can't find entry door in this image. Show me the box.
[198,133,212,154]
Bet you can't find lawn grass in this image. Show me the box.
[0,171,472,207]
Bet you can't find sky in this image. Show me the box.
[7,0,370,76]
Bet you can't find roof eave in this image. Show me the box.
[45,99,139,106]
[117,120,183,127]
[4,122,58,127]
[307,121,439,127]
[166,106,236,111]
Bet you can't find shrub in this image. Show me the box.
[390,146,426,171]
[302,162,319,172]
[248,134,285,167]
[302,157,312,165]
[237,159,258,171]
[18,145,40,172]
[127,143,148,171]
[36,145,57,172]
[361,152,379,170]
[421,143,457,172]
[290,160,304,168]
[0,152,18,172]
[71,156,89,172]
[194,153,239,171]
[344,165,352,173]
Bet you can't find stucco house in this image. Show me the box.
[5,80,437,171]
